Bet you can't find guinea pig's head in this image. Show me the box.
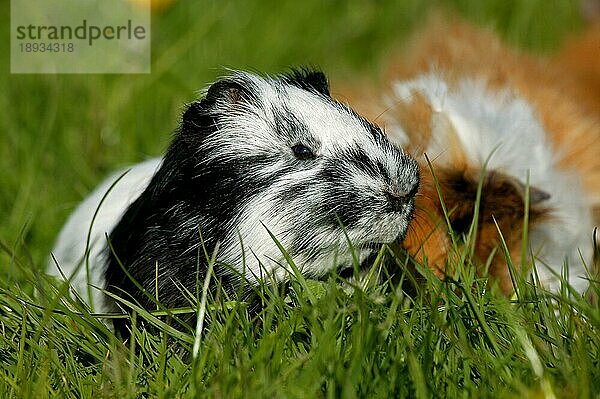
[165,69,419,282]
[404,164,551,294]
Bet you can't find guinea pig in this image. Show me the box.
[338,16,600,295]
[48,69,420,331]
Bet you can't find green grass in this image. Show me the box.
[3,241,599,398]
[1,0,598,397]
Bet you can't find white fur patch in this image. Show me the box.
[48,158,162,311]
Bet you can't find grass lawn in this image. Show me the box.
[1,0,598,397]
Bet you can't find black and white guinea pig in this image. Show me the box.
[48,69,419,322]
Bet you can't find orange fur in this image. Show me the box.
[338,15,600,293]
[555,23,600,116]
[392,91,434,153]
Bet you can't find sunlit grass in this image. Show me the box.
[1,231,599,397]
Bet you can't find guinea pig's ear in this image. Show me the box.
[508,176,551,205]
[204,79,253,107]
[181,79,253,133]
[282,68,331,98]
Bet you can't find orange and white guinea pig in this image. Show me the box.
[338,15,600,295]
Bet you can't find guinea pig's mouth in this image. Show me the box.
[337,250,381,280]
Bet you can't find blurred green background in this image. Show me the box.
[0,0,584,280]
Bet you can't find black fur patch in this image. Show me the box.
[104,87,268,334]
[347,146,390,181]
[281,67,331,98]
[271,104,311,142]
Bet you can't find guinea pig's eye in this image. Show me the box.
[291,144,315,160]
